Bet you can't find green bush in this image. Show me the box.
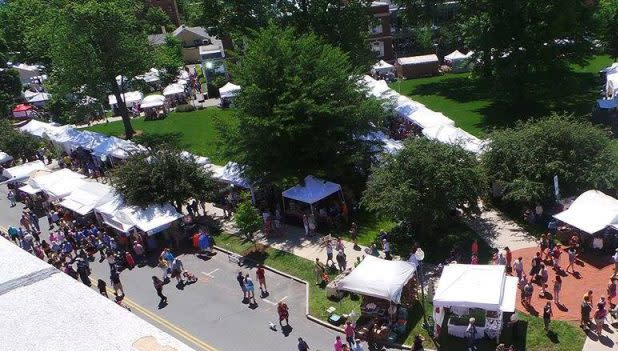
[175,104,196,113]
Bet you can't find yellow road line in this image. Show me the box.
[0,224,219,351]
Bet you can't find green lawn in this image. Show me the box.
[391,55,613,137]
[85,108,237,165]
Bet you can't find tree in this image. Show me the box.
[220,25,384,186]
[0,120,42,160]
[234,193,262,240]
[597,0,618,61]
[152,35,183,86]
[0,35,22,119]
[143,7,175,34]
[482,113,618,208]
[109,148,217,210]
[48,0,151,139]
[459,0,595,95]
[363,137,486,237]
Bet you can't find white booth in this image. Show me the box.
[282,175,344,215]
[108,91,144,113]
[371,60,396,75]
[553,190,618,235]
[0,160,47,184]
[0,152,13,165]
[219,82,241,99]
[422,124,485,154]
[432,264,518,341]
[444,50,472,72]
[19,168,87,201]
[95,196,182,235]
[59,182,115,216]
[92,136,144,162]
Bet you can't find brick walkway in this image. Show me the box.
[512,246,615,321]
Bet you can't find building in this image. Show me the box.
[148,25,225,64]
[0,236,196,351]
[147,0,180,26]
[370,1,394,61]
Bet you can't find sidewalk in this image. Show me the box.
[463,207,538,251]
[583,324,617,350]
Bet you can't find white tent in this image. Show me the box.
[219,82,241,99]
[422,124,485,154]
[26,92,51,106]
[94,196,135,233]
[180,151,210,166]
[23,168,87,200]
[59,182,115,216]
[108,91,144,108]
[371,60,395,75]
[45,127,82,153]
[0,160,46,183]
[69,131,109,151]
[140,94,166,109]
[337,255,416,304]
[444,50,471,72]
[163,83,185,96]
[92,136,144,160]
[444,50,467,61]
[282,175,342,205]
[553,190,618,234]
[0,152,13,164]
[212,162,251,189]
[362,131,403,154]
[407,108,456,130]
[393,95,426,118]
[433,264,517,312]
[19,120,67,139]
[95,197,182,234]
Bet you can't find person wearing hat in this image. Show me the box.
[466,317,477,351]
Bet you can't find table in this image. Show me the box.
[447,319,485,339]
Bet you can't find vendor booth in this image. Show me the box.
[0,160,46,184]
[92,136,144,162]
[371,60,396,76]
[219,82,241,108]
[362,132,403,155]
[0,152,13,165]
[163,83,187,107]
[19,119,68,139]
[94,196,135,233]
[95,196,182,236]
[108,91,143,115]
[20,168,87,201]
[396,54,440,79]
[407,108,456,131]
[26,92,51,107]
[432,264,518,341]
[45,127,82,154]
[140,94,167,120]
[282,175,345,229]
[336,255,418,346]
[444,50,472,72]
[422,124,485,154]
[68,130,109,151]
[59,182,115,216]
[12,104,36,119]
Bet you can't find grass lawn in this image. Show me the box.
[85,108,237,165]
[391,55,613,137]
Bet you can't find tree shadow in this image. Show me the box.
[133,132,188,150]
[546,330,559,343]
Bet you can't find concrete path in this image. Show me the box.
[464,208,538,251]
[583,323,617,351]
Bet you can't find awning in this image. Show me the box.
[553,190,618,234]
[212,162,250,188]
[0,152,13,164]
[422,124,484,154]
[140,94,166,109]
[59,182,115,216]
[163,83,185,96]
[337,255,416,303]
[219,82,241,99]
[1,161,46,183]
[282,175,341,205]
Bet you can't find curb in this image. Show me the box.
[213,245,413,350]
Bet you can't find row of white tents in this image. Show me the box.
[361,75,485,154]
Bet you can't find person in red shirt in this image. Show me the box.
[278,302,289,326]
[256,264,268,294]
[505,247,513,273]
[552,244,562,272]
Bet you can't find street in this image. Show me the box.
[0,185,347,351]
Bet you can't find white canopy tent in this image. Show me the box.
[393,95,426,118]
[45,127,82,153]
[337,255,416,304]
[26,92,51,106]
[21,168,87,200]
[407,108,456,130]
[20,120,68,139]
[59,182,115,216]
[0,160,46,183]
[219,82,241,99]
[362,131,403,154]
[212,162,251,189]
[0,151,13,164]
[553,190,618,234]
[94,196,135,233]
[95,197,182,235]
[371,60,396,75]
[69,130,109,151]
[444,50,471,72]
[140,94,166,109]
[422,124,485,154]
[108,91,144,109]
[180,151,210,166]
[92,136,144,160]
[163,83,185,96]
[282,175,343,208]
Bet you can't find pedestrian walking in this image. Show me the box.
[297,337,309,351]
[551,244,562,272]
[530,252,542,279]
[539,264,548,297]
[302,214,310,237]
[75,255,91,286]
[523,279,534,306]
[465,317,477,351]
[28,211,40,233]
[566,247,577,273]
[314,258,325,285]
[594,303,607,335]
[124,251,135,269]
[152,276,167,303]
[158,258,170,282]
[133,241,144,263]
[336,250,347,272]
[349,222,358,247]
[277,301,289,326]
[581,295,592,329]
[334,336,344,351]
[171,258,184,285]
[608,278,617,305]
[245,274,256,304]
[383,238,392,260]
[256,264,268,293]
[110,270,124,297]
[7,189,16,207]
[97,279,108,298]
[513,257,524,280]
[553,276,562,305]
[505,247,512,273]
[344,321,355,348]
[237,271,248,299]
[326,240,335,267]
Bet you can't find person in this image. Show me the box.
[256,264,267,293]
[349,222,358,246]
[336,250,347,272]
[543,301,552,331]
[530,252,542,279]
[314,258,325,285]
[539,264,548,297]
[302,214,310,237]
[370,244,379,257]
[594,303,607,335]
[608,278,617,305]
[344,321,355,348]
[28,211,40,234]
[613,248,618,276]
[505,247,512,272]
[553,276,562,305]
[334,336,344,351]
[383,238,392,260]
[110,270,124,297]
[466,317,477,351]
[124,251,135,269]
[237,271,248,299]
[158,258,170,282]
[470,253,479,264]
[171,258,184,285]
[471,239,479,256]
[161,248,174,265]
[513,257,524,280]
[581,295,592,329]
[75,255,91,286]
[412,334,424,351]
[133,241,144,263]
[245,274,256,304]
[497,252,506,266]
[7,189,16,207]
[551,244,562,271]
[326,240,335,267]
[351,339,364,351]
[566,247,577,273]
[97,279,108,298]
[297,337,309,351]
[523,279,534,306]
[152,276,167,303]
[278,301,289,326]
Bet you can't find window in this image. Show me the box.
[371,17,383,35]
[371,41,385,58]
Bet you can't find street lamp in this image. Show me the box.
[415,248,431,335]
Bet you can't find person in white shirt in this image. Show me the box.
[383,239,392,260]
[612,248,618,275]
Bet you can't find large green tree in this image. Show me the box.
[0,36,22,119]
[459,0,595,94]
[363,137,486,236]
[597,0,618,61]
[0,120,42,160]
[109,148,217,210]
[220,25,384,186]
[483,113,618,207]
[48,0,150,139]
[143,6,175,34]
[234,193,262,240]
[152,35,184,86]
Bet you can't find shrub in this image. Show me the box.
[175,104,195,113]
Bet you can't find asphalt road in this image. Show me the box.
[0,185,350,351]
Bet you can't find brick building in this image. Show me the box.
[369,1,394,61]
[147,0,180,27]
